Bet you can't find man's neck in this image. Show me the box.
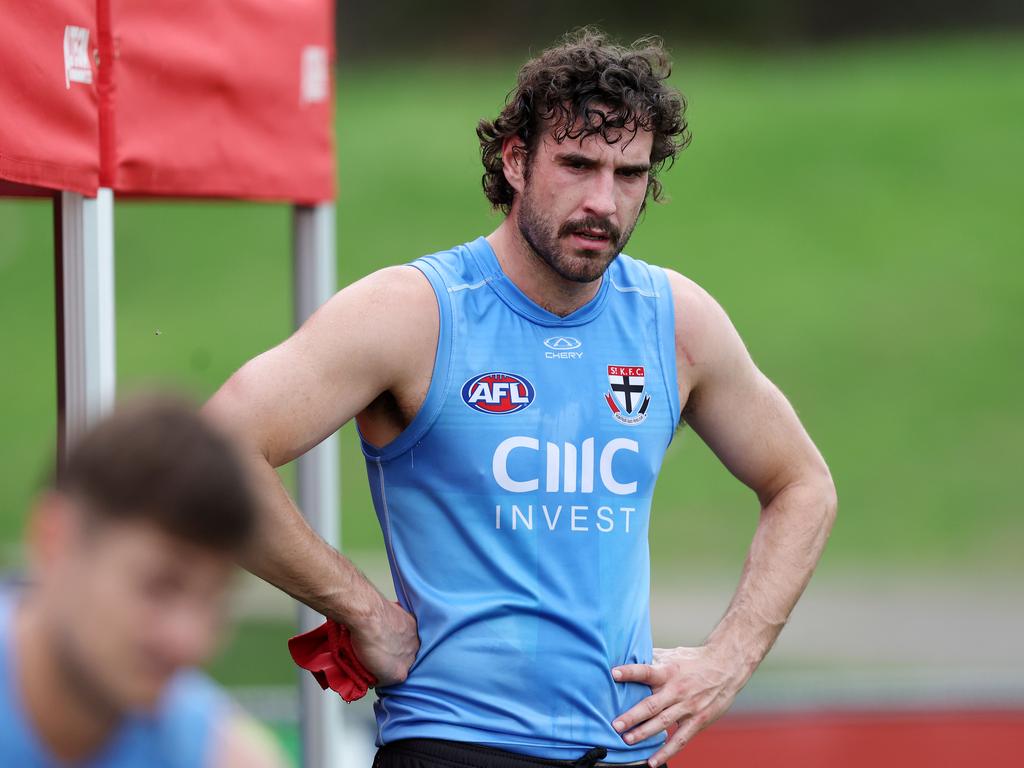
[14,598,120,762]
[487,218,602,318]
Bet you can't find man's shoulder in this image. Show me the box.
[406,235,490,286]
[360,263,436,301]
[142,669,232,766]
[655,264,704,301]
[628,263,740,377]
[610,254,698,295]
[0,581,23,645]
[660,266,717,313]
[160,667,230,714]
[611,256,714,318]
[331,263,438,331]
[359,236,485,300]
[658,266,756,405]
[131,670,284,768]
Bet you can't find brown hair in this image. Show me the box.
[477,28,691,214]
[53,394,256,552]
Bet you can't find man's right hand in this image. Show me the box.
[348,598,420,687]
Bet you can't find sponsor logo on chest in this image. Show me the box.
[454,363,660,536]
[543,336,583,360]
[461,372,535,414]
[490,436,641,535]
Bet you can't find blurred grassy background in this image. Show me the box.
[2,35,1022,715]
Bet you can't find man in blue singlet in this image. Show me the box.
[0,396,286,767]
[205,29,838,768]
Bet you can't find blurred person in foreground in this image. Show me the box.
[206,28,837,768]
[0,396,287,767]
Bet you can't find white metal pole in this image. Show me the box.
[292,202,344,768]
[59,188,116,456]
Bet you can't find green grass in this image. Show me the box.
[268,723,300,766]
[2,34,1022,579]
[206,619,300,687]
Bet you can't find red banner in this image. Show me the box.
[106,0,335,202]
[1,0,335,202]
[0,1,100,195]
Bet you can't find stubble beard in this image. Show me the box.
[516,183,638,285]
[52,619,130,720]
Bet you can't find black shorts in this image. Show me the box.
[372,738,666,768]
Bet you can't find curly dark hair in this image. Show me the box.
[477,28,691,214]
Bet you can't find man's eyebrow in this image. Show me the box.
[554,152,598,166]
[617,162,651,174]
[554,152,651,174]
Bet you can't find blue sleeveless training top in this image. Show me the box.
[0,590,230,767]
[361,236,679,762]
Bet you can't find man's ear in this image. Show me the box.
[501,136,528,195]
[27,491,80,573]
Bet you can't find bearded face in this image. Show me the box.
[39,510,234,715]
[517,183,638,284]
[512,125,652,285]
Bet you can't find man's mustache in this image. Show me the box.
[559,217,621,243]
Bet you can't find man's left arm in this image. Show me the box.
[612,269,838,766]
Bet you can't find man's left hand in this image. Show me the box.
[611,644,747,766]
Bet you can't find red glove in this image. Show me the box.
[288,619,377,702]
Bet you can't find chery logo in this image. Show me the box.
[543,336,581,350]
[543,336,583,360]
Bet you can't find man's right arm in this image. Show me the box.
[202,265,439,685]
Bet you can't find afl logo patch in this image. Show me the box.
[461,372,535,415]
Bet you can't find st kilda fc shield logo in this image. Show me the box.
[605,365,651,426]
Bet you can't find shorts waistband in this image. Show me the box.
[377,738,661,768]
